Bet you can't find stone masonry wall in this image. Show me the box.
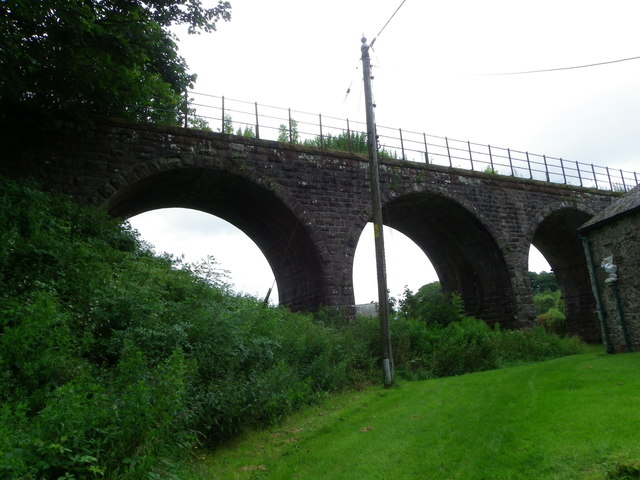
[582,213,640,352]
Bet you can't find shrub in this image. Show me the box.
[389,283,585,379]
[0,291,83,413]
[533,289,567,335]
[303,130,398,159]
[537,307,567,335]
[533,290,563,316]
[492,325,584,367]
[429,316,496,376]
[278,119,299,143]
[398,282,464,327]
[608,462,640,480]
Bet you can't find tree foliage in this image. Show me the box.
[528,271,559,294]
[534,290,566,335]
[0,0,231,122]
[398,282,464,327]
[278,119,300,143]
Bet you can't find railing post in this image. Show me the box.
[399,128,406,160]
[560,158,567,184]
[183,90,188,128]
[254,102,260,139]
[620,169,627,191]
[543,155,549,182]
[288,108,293,143]
[445,137,452,167]
[526,152,532,179]
[423,133,429,164]
[606,166,613,190]
[221,96,225,133]
[468,141,474,171]
[576,161,583,187]
[488,145,494,171]
[346,119,352,152]
[635,171,639,187]
[592,164,599,190]
[508,148,514,177]
[319,113,324,148]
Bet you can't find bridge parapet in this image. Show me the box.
[187,91,639,193]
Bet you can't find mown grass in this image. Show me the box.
[182,352,640,480]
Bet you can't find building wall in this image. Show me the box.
[582,212,640,352]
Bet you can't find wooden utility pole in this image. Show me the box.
[361,36,394,387]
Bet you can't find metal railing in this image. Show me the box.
[186,91,639,193]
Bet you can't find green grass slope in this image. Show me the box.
[184,352,640,480]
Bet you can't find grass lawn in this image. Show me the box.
[181,352,640,480]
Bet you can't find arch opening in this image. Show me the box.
[353,223,438,305]
[531,208,598,341]
[106,167,326,312]
[129,208,278,302]
[376,193,516,327]
[528,245,551,274]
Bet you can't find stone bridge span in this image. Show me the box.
[0,117,620,340]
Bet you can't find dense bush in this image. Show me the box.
[272,116,397,159]
[0,177,377,479]
[534,289,563,316]
[397,282,464,327]
[0,177,586,478]
[390,285,585,380]
[534,290,567,335]
[537,307,567,336]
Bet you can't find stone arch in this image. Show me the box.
[528,204,599,340]
[92,163,328,312]
[355,190,516,327]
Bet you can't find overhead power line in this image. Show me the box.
[481,54,640,76]
[345,0,408,103]
[370,0,407,48]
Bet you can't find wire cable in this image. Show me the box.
[479,54,640,76]
[370,0,407,48]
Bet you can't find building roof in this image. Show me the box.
[580,185,640,232]
[356,302,378,317]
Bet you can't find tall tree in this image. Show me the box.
[0,0,231,122]
[528,271,558,294]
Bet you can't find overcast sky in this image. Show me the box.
[129,0,640,304]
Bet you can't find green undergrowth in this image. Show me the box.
[182,352,640,480]
[0,176,594,479]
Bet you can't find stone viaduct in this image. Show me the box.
[0,116,622,340]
